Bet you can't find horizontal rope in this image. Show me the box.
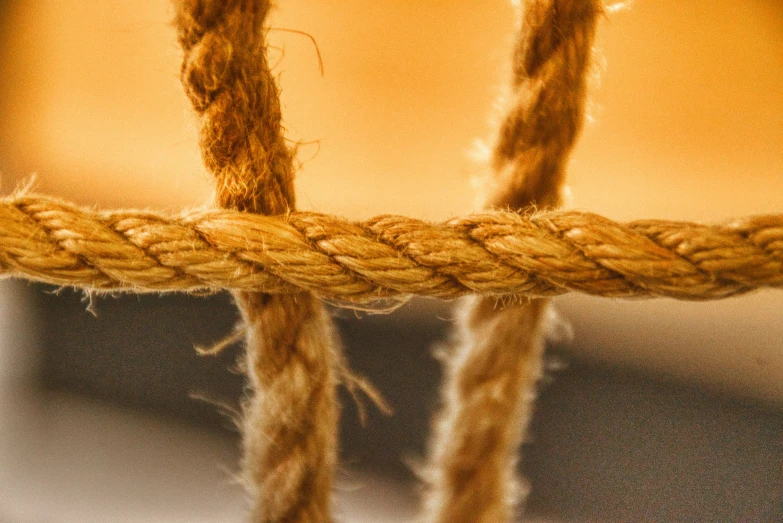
[0,194,781,301]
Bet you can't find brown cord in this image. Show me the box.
[173,1,340,520]
[1,194,781,301]
[423,1,603,521]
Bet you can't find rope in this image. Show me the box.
[423,1,601,521]
[4,1,777,522]
[174,1,342,520]
[1,194,780,301]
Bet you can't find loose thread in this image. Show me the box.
[338,362,394,426]
[195,323,247,356]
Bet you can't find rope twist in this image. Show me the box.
[2,195,780,301]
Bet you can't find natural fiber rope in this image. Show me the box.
[424,1,602,521]
[174,1,342,520]
[2,1,777,522]
[1,194,780,301]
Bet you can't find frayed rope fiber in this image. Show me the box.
[1,194,781,301]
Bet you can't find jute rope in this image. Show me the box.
[1,194,780,301]
[174,1,341,520]
[424,1,601,521]
[1,1,780,522]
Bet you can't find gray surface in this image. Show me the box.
[19,285,783,521]
[526,357,783,521]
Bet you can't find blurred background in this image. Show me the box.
[0,0,781,521]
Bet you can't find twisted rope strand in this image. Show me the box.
[0,195,781,301]
[424,1,602,521]
[174,1,341,520]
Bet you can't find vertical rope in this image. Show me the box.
[423,1,601,522]
[174,1,340,521]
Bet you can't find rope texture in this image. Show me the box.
[424,1,602,521]
[174,1,341,520]
[1,194,780,301]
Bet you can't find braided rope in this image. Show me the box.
[1,194,780,301]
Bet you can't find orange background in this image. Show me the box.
[0,1,781,401]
